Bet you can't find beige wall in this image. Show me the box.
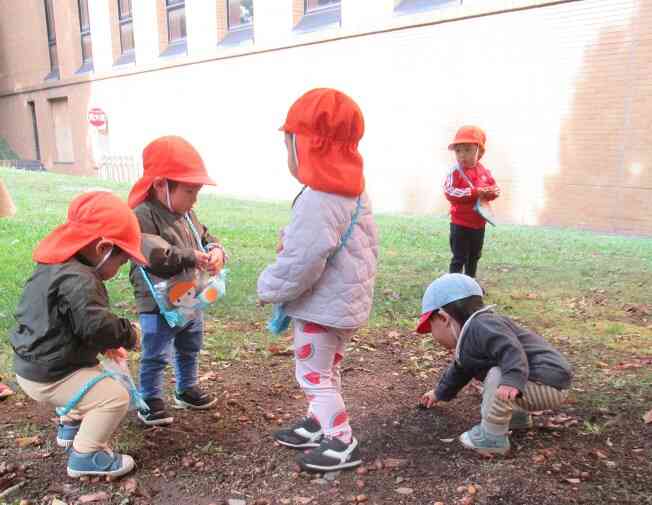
[0,0,651,234]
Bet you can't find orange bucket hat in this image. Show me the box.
[33,191,147,265]
[280,88,365,197]
[128,135,216,208]
[448,125,487,152]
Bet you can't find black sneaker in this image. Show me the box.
[137,398,174,426]
[174,386,217,410]
[297,437,362,472]
[273,416,323,449]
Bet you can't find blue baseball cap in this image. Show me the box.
[416,273,483,333]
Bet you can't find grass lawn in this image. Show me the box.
[1,168,651,504]
[2,167,651,370]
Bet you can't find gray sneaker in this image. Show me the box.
[273,416,323,448]
[459,424,510,455]
[297,437,362,473]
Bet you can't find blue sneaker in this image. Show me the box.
[56,420,81,448]
[459,424,510,455]
[67,449,135,478]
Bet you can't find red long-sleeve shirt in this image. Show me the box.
[443,162,497,229]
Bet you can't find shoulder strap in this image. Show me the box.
[184,213,206,252]
[455,164,475,189]
[329,196,362,262]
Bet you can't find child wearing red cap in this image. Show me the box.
[257,88,379,472]
[444,126,500,279]
[128,135,225,426]
[10,191,144,478]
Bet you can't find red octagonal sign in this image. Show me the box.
[88,108,107,128]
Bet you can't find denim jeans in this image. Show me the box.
[138,313,204,400]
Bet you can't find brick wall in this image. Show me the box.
[0,0,650,234]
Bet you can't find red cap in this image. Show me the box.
[280,88,365,197]
[33,191,147,265]
[128,136,216,208]
[448,125,486,151]
[415,310,435,334]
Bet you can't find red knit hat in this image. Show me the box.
[128,136,216,208]
[280,88,365,197]
[33,191,147,265]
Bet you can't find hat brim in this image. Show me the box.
[114,238,148,266]
[415,310,434,334]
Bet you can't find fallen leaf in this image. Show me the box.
[121,478,139,495]
[16,436,41,448]
[355,494,368,503]
[395,487,413,495]
[294,498,313,505]
[533,454,546,464]
[198,371,217,382]
[268,344,293,356]
[383,458,408,469]
[564,478,581,484]
[51,500,68,505]
[467,484,478,495]
[592,449,608,459]
[78,492,110,503]
[439,438,455,443]
[643,409,652,424]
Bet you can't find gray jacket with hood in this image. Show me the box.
[435,307,573,401]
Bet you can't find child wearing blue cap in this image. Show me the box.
[416,274,572,455]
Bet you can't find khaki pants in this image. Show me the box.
[482,367,568,435]
[17,366,129,453]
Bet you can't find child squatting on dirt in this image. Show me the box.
[417,273,573,455]
[128,136,226,426]
[10,192,145,478]
[257,88,379,472]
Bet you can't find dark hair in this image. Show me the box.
[441,295,485,326]
[167,180,179,191]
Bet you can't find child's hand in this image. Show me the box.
[276,229,285,254]
[206,248,225,275]
[496,385,519,401]
[194,251,211,271]
[104,347,128,361]
[419,389,438,409]
[129,322,141,352]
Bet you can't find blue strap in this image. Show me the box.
[184,213,207,253]
[55,372,115,417]
[268,196,362,335]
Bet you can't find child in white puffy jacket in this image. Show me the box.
[257,88,379,473]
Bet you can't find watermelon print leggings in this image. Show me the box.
[293,319,352,443]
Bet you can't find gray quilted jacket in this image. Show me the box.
[257,188,379,329]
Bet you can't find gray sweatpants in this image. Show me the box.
[481,367,567,435]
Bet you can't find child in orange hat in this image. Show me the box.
[10,191,144,478]
[128,135,226,426]
[257,88,379,472]
[444,125,500,279]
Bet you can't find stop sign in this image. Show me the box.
[88,108,107,130]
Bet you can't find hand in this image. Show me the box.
[496,385,519,401]
[419,389,438,409]
[194,251,211,271]
[104,347,128,361]
[276,229,285,254]
[129,322,141,352]
[206,248,225,275]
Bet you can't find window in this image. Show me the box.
[294,0,340,33]
[221,0,254,45]
[44,0,58,79]
[394,0,461,15]
[305,0,339,13]
[49,98,74,163]
[77,0,93,73]
[161,0,186,56]
[117,0,135,63]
